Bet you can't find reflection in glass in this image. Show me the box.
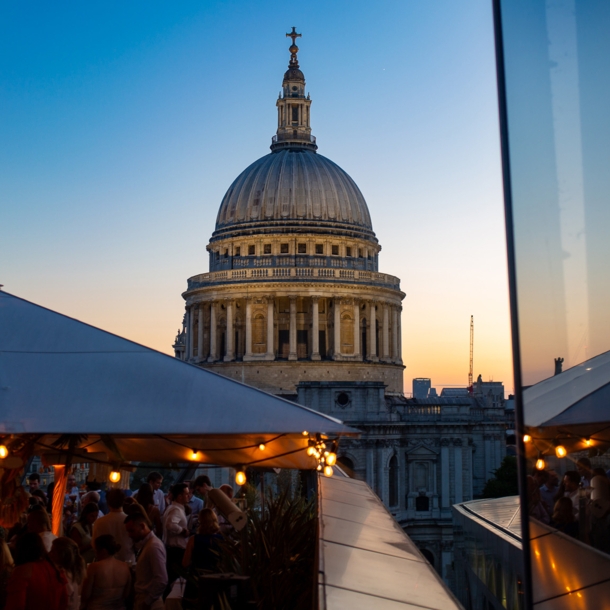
[496,0,610,607]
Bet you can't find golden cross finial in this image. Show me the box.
[286,27,301,46]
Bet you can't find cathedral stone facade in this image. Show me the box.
[174,31,506,585]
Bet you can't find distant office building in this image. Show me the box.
[413,377,432,399]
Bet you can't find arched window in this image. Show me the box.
[337,456,354,477]
[389,455,398,507]
[416,495,430,512]
[341,313,354,354]
[252,314,266,354]
[421,549,435,567]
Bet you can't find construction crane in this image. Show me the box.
[468,315,474,395]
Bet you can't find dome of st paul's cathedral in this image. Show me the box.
[175,30,404,396]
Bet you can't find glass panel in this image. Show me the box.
[495,0,610,606]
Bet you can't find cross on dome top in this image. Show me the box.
[286,27,301,67]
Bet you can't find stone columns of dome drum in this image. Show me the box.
[288,296,297,361]
[311,296,321,360]
[369,301,378,361]
[245,298,253,359]
[266,297,274,360]
[392,306,398,362]
[354,300,361,360]
[224,299,235,362]
[382,302,390,361]
[397,306,403,364]
[208,302,217,362]
[197,304,204,362]
[187,306,194,361]
[333,298,341,360]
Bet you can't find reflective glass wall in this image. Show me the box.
[494,0,610,607]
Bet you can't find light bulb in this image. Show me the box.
[316,464,322,471]
[302,431,309,436]
[258,443,266,451]
[535,458,546,471]
[307,446,316,457]
[523,435,532,444]
[324,465,334,477]
[109,470,121,483]
[190,450,200,461]
[0,445,8,459]
[585,438,593,447]
[235,470,246,486]
[555,445,567,458]
[326,452,337,466]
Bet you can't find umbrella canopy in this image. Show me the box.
[524,351,610,456]
[0,291,358,469]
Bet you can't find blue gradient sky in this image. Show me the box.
[0,0,513,393]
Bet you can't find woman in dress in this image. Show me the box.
[4,532,68,610]
[49,537,86,610]
[135,484,163,538]
[80,534,132,610]
[69,503,98,563]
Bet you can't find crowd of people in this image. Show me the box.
[527,458,610,552]
[0,472,235,610]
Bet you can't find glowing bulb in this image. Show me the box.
[585,438,593,447]
[0,445,8,459]
[302,431,308,436]
[316,464,322,471]
[109,470,121,483]
[535,458,546,470]
[258,443,266,451]
[523,435,532,444]
[190,450,200,461]
[307,446,316,457]
[555,445,567,458]
[324,465,334,477]
[235,470,246,486]
[326,453,337,466]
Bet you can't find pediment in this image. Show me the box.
[406,443,438,458]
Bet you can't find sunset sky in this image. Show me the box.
[1,0,514,394]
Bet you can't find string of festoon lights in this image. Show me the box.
[233,432,338,486]
[306,433,338,477]
[523,433,596,470]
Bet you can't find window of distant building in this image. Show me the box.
[264,244,271,254]
[234,246,240,256]
[297,243,306,254]
[332,245,339,256]
[280,243,289,254]
[248,245,255,256]
[358,248,363,258]
[346,246,352,257]
[315,244,324,255]
[224,249,228,258]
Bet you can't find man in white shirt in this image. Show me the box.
[92,488,135,564]
[563,470,581,517]
[125,512,167,610]
[162,482,190,599]
[147,472,166,515]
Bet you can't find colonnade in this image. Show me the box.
[183,295,403,364]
